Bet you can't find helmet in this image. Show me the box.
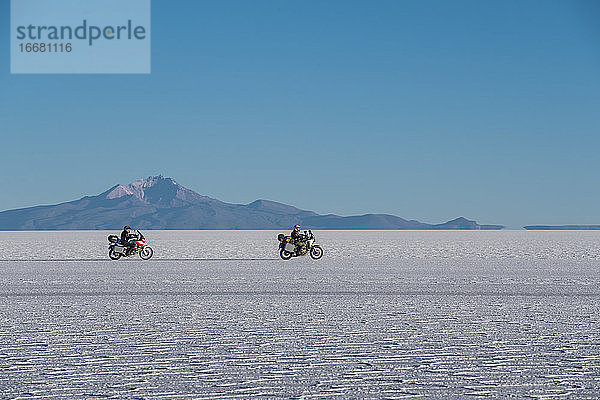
[124,225,131,230]
[294,225,301,230]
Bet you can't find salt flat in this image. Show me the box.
[1,230,600,399]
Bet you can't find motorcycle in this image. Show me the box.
[277,230,324,260]
[108,231,154,260]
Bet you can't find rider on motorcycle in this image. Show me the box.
[291,224,307,255]
[121,225,139,255]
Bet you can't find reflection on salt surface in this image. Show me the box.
[1,231,600,398]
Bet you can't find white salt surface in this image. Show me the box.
[1,230,600,398]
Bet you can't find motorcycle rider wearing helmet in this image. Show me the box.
[121,225,139,255]
[291,224,307,255]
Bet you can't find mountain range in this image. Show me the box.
[0,176,504,230]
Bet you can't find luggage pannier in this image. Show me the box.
[285,243,296,252]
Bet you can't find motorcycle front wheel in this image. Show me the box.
[280,249,293,260]
[109,249,121,260]
[140,246,154,260]
[310,245,323,260]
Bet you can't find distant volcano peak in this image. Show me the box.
[130,175,175,190]
[103,175,183,202]
[126,175,178,201]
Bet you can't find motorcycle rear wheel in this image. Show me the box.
[310,245,323,260]
[280,249,293,260]
[109,250,121,260]
[140,246,154,260]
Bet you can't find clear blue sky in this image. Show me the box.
[1,0,599,228]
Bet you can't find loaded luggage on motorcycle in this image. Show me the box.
[284,242,296,253]
[107,235,128,256]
